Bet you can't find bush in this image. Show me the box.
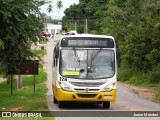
[39,37,48,44]
[155,84,160,103]
[117,61,134,82]
[118,62,160,86]
[149,65,160,83]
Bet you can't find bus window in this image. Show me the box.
[59,49,115,79]
[60,49,87,78]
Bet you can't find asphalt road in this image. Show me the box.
[45,36,160,120]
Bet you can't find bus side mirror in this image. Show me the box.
[54,48,59,58]
[53,48,59,67]
[116,50,121,67]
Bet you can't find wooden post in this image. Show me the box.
[11,75,13,94]
[33,60,36,94]
[17,75,22,89]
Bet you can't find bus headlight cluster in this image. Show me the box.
[59,82,72,91]
[101,83,116,92]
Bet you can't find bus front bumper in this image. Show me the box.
[55,88,116,102]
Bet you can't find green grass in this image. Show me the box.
[39,37,48,44]
[23,69,47,86]
[32,50,46,56]
[155,84,160,103]
[0,69,49,111]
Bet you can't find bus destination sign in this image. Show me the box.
[68,40,107,47]
[61,37,114,48]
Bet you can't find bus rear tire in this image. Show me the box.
[53,96,58,104]
[58,101,66,108]
[103,101,110,109]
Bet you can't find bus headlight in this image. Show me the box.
[59,82,72,91]
[101,83,116,92]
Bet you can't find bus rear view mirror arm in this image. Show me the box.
[116,50,121,67]
[55,49,59,58]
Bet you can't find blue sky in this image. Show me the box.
[41,0,79,19]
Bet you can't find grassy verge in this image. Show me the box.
[0,69,48,111]
[155,85,160,103]
[0,48,53,119]
[32,50,46,57]
[39,37,48,44]
[0,69,54,119]
[118,66,160,103]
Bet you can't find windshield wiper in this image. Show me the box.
[88,49,102,72]
[91,49,102,61]
[73,48,80,66]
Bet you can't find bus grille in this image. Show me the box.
[69,82,105,87]
[74,88,99,92]
[77,94,97,98]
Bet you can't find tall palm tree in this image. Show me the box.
[47,4,53,14]
[56,0,63,20]
[47,4,53,21]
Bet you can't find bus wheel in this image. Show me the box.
[58,101,66,108]
[103,102,110,109]
[53,96,58,104]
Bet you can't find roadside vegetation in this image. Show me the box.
[62,0,160,103]
[0,0,53,119]
[0,69,48,111]
[39,37,49,44]
[0,0,46,76]
[0,49,54,119]
[32,50,47,57]
[0,68,54,119]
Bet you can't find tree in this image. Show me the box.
[0,0,46,75]
[62,0,160,83]
[47,3,53,21]
[56,0,63,20]
[47,4,53,13]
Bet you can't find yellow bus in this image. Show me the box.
[52,34,119,109]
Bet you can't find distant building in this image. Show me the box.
[44,23,62,37]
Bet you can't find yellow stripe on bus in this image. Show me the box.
[62,71,80,76]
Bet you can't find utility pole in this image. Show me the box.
[84,18,88,33]
[75,21,77,31]
[75,20,79,31]
[86,18,88,33]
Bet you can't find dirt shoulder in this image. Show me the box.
[118,82,157,101]
[0,78,6,83]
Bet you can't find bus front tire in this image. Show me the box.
[103,101,110,109]
[53,96,58,104]
[58,101,66,108]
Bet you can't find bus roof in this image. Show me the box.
[61,34,115,40]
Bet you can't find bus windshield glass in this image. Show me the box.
[60,49,115,79]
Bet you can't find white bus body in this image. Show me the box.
[53,34,117,109]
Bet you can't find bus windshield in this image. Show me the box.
[60,49,115,79]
